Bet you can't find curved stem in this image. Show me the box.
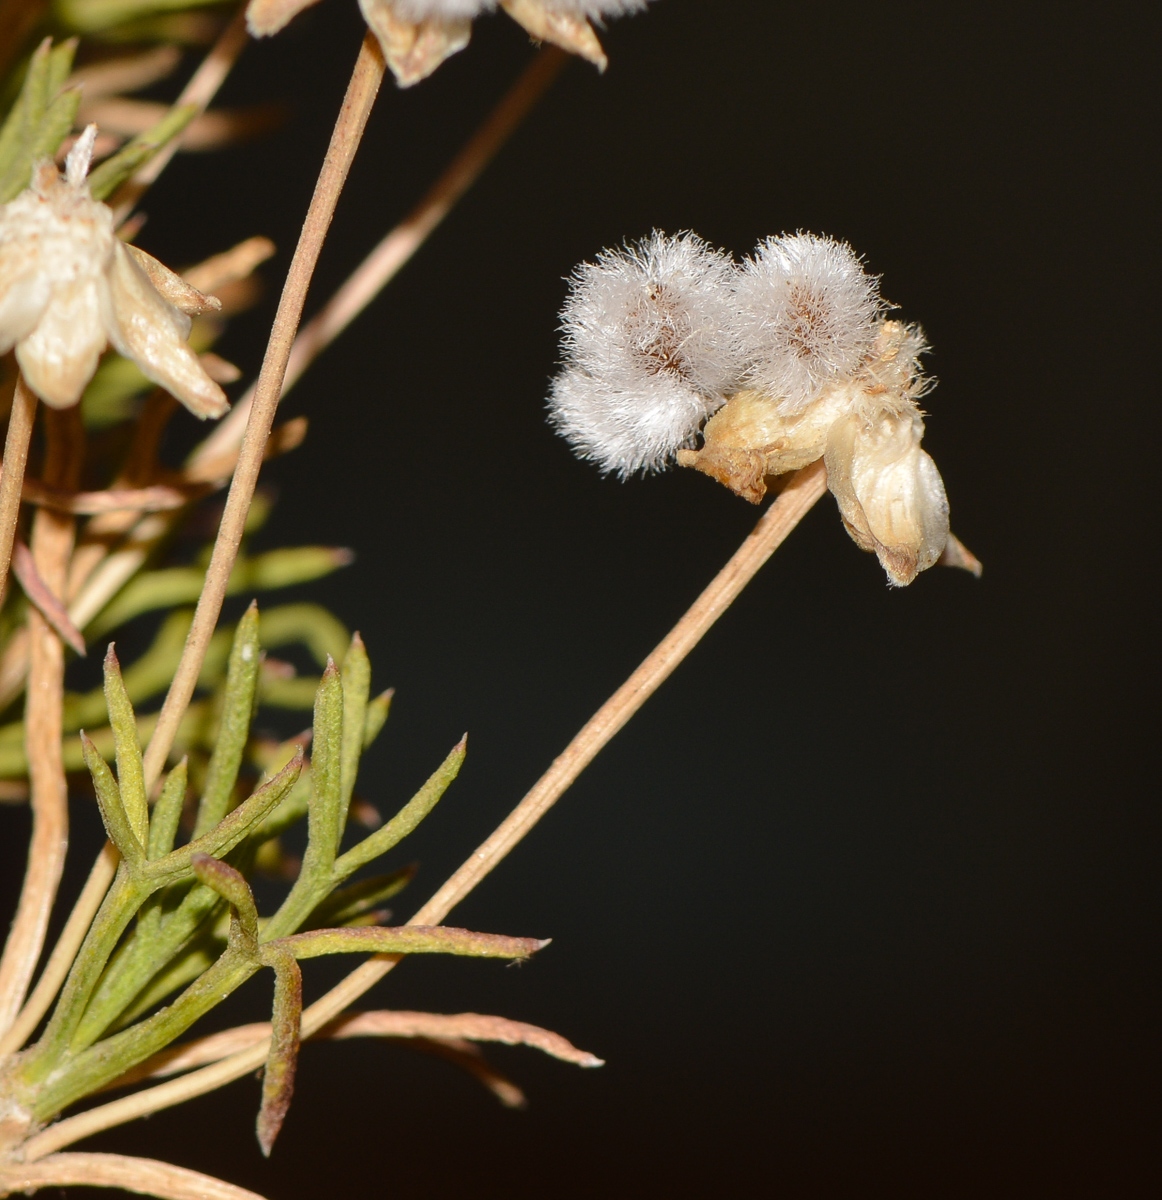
[139,30,386,792]
[20,460,828,1159]
[0,1152,266,1200]
[0,407,82,1038]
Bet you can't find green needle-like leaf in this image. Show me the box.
[82,732,144,869]
[362,688,393,749]
[255,945,303,1157]
[190,854,259,956]
[339,633,371,835]
[148,758,188,861]
[332,737,466,883]
[273,925,549,962]
[195,602,262,837]
[308,659,344,866]
[103,646,148,847]
[148,750,304,881]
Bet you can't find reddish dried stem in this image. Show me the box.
[140,31,386,792]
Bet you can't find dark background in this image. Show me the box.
[5,0,1159,1195]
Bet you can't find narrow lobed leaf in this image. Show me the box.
[273,925,549,963]
[331,737,466,883]
[104,645,148,847]
[362,687,393,750]
[148,757,188,861]
[190,854,259,957]
[148,749,303,881]
[338,632,371,839]
[255,945,303,1157]
[195,602,262,837]
[307,659,344,866]
[81,731,144,868]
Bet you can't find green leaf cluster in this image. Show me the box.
[10,612,540,1154]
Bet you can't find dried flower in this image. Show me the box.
[548,231,744,476]
[734,232,882,413]
[679,319,949,584]
[0,127,227,417]
[248,0,653,86]
[548,227,954,584]
[824,403,949,587]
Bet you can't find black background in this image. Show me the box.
[3,1,1158,1195]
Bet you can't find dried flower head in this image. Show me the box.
[548,231,744,476]
[249,0,653,86]
[0,127,227,417]
[734,232,882,413]
[679,318,950,584]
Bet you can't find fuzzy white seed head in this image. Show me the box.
[549,230,745,476]
[735,232,883,413]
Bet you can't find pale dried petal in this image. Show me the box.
[0,267,51,354]
[246,0,325,36]
[360,0,472,87]
[501,0,607,69]
[824,407,949,586]
[106,242,228,419]
[124,242,221,315]
[16,276,107,407]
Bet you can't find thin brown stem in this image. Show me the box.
[0,408,83,1038]
[194,45,566,465]
[21,460,828,1158]
[0,845,118,1060]
[0,376,36,609]
[139,31,385,792]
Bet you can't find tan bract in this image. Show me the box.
[0,131,227,418]
[678,321,950,585]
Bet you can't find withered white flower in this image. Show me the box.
[248,0,653,86]
[680,320,950,584]
[734,232,882,414]
[0,127,227,418]
[548,231,745,476]
[825,402,949,587]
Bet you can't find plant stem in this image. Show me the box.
[0,376,36,610]
[19,459,829,1159]
[193,45,566,465]
[139,31,385,792]
[0,407,82,1037]
[0,1152,266,1200]
[0,845,118,1060]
